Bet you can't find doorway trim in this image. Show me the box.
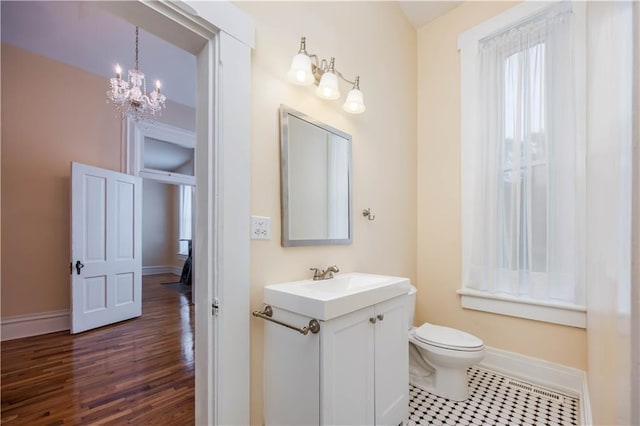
[123,118,196,186]
[99,1,254,425]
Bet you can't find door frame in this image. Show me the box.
[96,2,254,425]
[123,117,196,186]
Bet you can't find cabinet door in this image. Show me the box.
[321,306,375,425]
[374,295,409,425]
[264,310,320,425]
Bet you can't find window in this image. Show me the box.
[458,2,586,327]
[498,41,548,292]
[179,185,192,255]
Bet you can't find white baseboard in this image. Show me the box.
[2,269,181,341]
[1,310,70,341]
[580,374,593,426]
[480,346,591,424]
[142,265,181,276]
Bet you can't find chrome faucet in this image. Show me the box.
[310,265,340,280]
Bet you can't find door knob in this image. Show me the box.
[377,314,384,321]
[369,317,377,324]
[75,260,85,275]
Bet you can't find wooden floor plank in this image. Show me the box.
[1,274,195,425]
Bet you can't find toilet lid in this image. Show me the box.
[414,323,484,351]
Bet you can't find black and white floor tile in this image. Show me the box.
[408,367,579,426]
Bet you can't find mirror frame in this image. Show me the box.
[280,105,353,247]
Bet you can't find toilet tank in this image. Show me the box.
[408,285,417,330]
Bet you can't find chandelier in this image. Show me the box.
[107,27,166,122]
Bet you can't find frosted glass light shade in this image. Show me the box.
[342,88,366,114]
[287,53,314,86]
[316,72,340,100]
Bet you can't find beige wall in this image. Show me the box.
[1,43,121,316]
[416,3,588,370]
[1,44,194,317]
[142,179,176,268]
[156,102,196,135]
[235,2,417,423]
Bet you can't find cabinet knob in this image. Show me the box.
[369,317,377,324]
[377,314,384,321]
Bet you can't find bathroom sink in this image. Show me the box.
[263,272,410,321]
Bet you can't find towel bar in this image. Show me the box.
[252,305,320,335]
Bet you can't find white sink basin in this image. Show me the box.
[263,272,410,321]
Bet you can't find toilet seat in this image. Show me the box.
[413,323,483,352]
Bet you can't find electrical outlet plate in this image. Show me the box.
[250,216,271,240]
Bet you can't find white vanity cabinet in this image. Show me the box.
[263,294,408,426]
[322,294,408,425]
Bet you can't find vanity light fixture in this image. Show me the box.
[287,37,366,114]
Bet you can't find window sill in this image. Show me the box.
[456,288,586,328]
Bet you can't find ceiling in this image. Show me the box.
[397,1,462,28]
[144,137,194,173]
[0,1,461,110]
[0,1,196,108]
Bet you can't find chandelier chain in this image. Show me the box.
[135,27,139,71]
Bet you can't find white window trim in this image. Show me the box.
[458,1,587,327]
[457,288,586,328]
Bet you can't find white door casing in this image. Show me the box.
[93,2,254,424]
[70,162,142,334]
[123,118,196,186]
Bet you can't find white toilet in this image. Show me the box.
[407,285,485,401]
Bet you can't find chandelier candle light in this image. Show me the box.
[287,37,365,114]
[107,27,166,122]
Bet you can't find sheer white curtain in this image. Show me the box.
[466,4,584,305]
[179,185,192,255]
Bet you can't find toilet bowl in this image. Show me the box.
[407,285,485,401]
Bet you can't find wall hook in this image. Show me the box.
[362,208,375,221]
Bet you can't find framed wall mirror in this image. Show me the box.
[280,105,353,247]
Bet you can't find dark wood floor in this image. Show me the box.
[1,274,195,425]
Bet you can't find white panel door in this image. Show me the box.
[71,162,142,334]
[374,295,409,425]
[321,306,376,426]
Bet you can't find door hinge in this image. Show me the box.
[212,298,220,316]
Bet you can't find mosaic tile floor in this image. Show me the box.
[408,367,580,426]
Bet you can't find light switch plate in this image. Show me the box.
[250,216,271,240]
